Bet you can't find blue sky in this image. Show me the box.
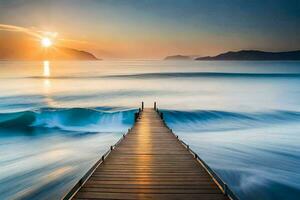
[0,0,299,58]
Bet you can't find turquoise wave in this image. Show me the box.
[0,107,137,133]
[161,109,300,132]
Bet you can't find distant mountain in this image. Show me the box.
[164,55,191,60]
[0,46,99,61]
[48,47,99,60]
[195,50,300,61]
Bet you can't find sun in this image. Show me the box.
[41,37,52,48]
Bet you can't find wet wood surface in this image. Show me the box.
[73,108,228,200]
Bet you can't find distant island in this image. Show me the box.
[164,55,191,60]
[0,46,99,61]
[54,47,99,60]
[195,50,300,61]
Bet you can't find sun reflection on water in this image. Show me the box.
[42,60,51,90]
[43,60,50,77]
[42,60,57,106]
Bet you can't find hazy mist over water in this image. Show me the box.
[0,60,300,200]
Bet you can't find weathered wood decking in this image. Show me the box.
[71,108,230,200]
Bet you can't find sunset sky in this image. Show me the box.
[0,0,300,59]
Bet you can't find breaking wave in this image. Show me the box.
[0,107,137,133]
[161,109,300,132]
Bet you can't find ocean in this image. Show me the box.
[0,60,300,200]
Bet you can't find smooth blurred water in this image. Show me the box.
[0,60,300,200]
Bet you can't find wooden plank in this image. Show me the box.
[76,193,227,200]
[72,108,228,200]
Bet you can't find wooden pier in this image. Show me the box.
[64,105,237,200]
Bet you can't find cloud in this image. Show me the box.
[0,24,42,38]
[59,38,91,45]
[0,24,61,42]
[0,23,89,46]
